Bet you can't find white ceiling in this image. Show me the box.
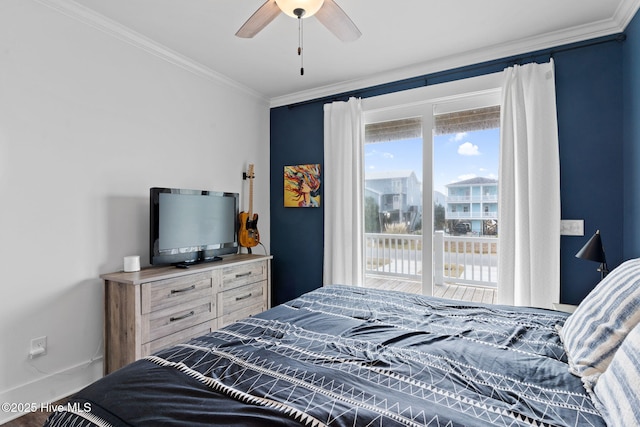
[55,0,640,106]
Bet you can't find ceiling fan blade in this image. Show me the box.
[235,0,282,38]
[315,0,361,42]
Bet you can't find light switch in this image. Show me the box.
[560,219,584,236]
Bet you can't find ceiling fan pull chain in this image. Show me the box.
[295,8,305,75]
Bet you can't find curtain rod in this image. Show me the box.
[286,33,625,110]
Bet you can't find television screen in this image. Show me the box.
[150,187,239,266]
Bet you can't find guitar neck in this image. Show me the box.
[248,164,254,216]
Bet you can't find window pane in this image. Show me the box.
[433,127,499,236]
[364,137,423,235]
[364,119,423,295]
[433,122,499,299]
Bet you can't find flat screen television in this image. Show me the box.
[150,187,239,266]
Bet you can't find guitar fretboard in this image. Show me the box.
[247,164,254,216]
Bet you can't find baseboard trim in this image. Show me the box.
[0,358,103,425]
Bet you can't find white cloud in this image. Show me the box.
[365,149,393,160]
[458,142,480,156]
[450,132,468,142]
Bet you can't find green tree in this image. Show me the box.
[434,203,446,231]
[364,196,380,233]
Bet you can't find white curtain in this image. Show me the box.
[498,59,560,309]
[323,97,364,286]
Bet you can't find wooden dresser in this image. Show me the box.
[100,254,271,374]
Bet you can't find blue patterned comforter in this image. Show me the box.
[45,285,605,427]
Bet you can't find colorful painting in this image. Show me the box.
[284,164,321,207]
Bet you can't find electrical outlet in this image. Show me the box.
[29,336,47,359]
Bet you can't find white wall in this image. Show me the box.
[0,1,270,422]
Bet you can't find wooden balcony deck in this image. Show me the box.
[365,275,497,304]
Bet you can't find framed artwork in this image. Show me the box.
[284,164,321,207]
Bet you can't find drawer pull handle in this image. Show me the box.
[170,285,196,294]
[236,293,252,301]
[170,311,195,322]
[235,272,252,278]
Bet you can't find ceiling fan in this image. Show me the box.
[235,0,361,42]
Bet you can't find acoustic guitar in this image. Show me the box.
[238,163,260,248]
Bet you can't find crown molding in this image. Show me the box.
[615,0,640,28]
[270,3,637,108]
[34,0,270,105]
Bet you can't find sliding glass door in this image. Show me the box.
[432,108,500,303]
[361,74,502,301]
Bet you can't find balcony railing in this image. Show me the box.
[365,231,498,288]
[365,233,422,279]
[446,212,498,219]
[446,195,498,203]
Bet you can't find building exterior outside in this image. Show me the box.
[363,173,498,236]
[445,177,498,235]
[365,170,422,232]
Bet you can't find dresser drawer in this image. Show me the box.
[222,261,267,290]
[218,280,267,326]
[143,319,216,356]
[141,272,214,314]
[142,300,215,343]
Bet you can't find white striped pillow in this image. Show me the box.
[558,258,640,378]
[590,322,640,426]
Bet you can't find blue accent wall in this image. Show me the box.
[555,40,624,304]
[271,34,631,306]
[623,12,640,260]
[270,102,325,305]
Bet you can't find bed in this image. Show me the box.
[45,259,640,427]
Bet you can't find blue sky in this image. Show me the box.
[364,128,500,194]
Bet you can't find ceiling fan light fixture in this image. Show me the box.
[275,0,325,18]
